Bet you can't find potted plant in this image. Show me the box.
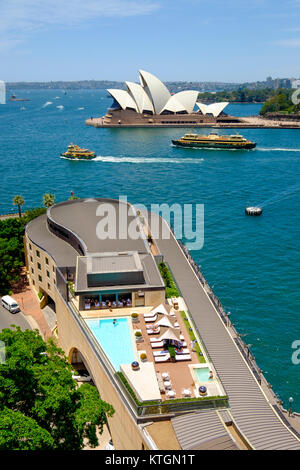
[135,330,143,343]
[131,312,139,323]
[140,353,147,362]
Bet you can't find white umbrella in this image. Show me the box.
[154,315,173,329]
[150,303,170,316]
[159,327,181,343]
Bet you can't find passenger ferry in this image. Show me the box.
[61,143,95,160]
[172,133,256,149]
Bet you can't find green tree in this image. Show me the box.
[0,327,114,450]
[0,207,47,295]
[0,407,54,450]
[43,193,55,208]
[13,195,25,218]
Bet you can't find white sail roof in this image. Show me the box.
[196,101,229,117]
[125,81,154,114]
[161,95,186,113]
[161,90,199,114]
[107,89,138,111]
[139,70,171,114]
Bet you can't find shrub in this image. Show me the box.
[134,331,142,337]
[140,353,147,360]
[131,312,138,319]
[158,262,180,298]
[168,346,176,359]
[38,291,44,300]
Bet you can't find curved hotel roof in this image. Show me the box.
[107,70,229,117]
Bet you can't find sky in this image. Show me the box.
[0,0,300,82]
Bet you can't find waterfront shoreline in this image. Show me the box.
[86,116,300,129]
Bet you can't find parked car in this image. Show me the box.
[1,295,20,313]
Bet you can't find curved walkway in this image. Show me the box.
[151,215,300,450]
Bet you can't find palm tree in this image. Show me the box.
[13,195,25,218]
[43,193,55,208]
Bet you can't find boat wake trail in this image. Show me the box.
[92,155,204,164]
[258,147,300,152]
[260,183,300,208]
[42,101,53,108]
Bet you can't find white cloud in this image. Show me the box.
[274,38,300,47]
[0,0,160,53]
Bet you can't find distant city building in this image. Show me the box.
[291,79,300,89]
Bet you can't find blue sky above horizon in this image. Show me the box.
[1,0,300,82]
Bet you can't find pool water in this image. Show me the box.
[85,317,136,371]
[194,367,211,382]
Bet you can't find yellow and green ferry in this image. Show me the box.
[61,143,95,160]
[172,133,256,150]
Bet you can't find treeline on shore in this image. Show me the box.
[198,87,275,103]
[259,88,300,115]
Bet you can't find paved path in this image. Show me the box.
[150,214,300,450]
[12,275,52,339]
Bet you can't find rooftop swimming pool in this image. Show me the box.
[194,367,211,383]
[85,317,136,371]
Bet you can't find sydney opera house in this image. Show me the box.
[87,70,243,128]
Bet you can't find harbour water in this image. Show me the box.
[0,90,299,409]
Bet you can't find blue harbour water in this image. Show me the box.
[0,90,299,408]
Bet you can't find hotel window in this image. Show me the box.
[32,280,35,285]
[38,275,42,282]
[38,262,41,270]
[36,250,40,258]
[47,283,51,290]
[30,255,33,263]
[46,270,50,278]
[31,268,34,274]
[45,257,49,265]
[52,266,55,272]
[29,243,32,250]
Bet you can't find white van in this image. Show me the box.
[1,295,20,313]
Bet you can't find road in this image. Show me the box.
[0,304,32,331]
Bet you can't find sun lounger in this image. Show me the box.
[175,354,191,361]
[154,353,170,363]
[153,349,168,357]
[166,390,176,398]
[144,311,156,318]
[144,315,157,323]
[162,372,170,380]
[182,389,192,397]
[151,341,165,349]
[147,329,160,335]
[150,337,163,343]
[174,348,189,355]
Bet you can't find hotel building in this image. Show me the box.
[24,198,300,450]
